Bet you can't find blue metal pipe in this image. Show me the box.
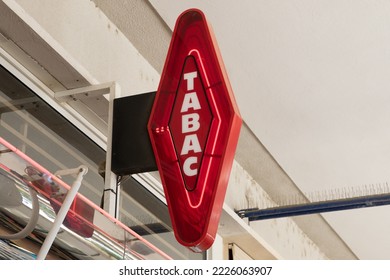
[237,193,390,221]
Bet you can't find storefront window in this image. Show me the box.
[0,65,106,204]
[0,65,203,259]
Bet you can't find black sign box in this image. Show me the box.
[111,92,157,175]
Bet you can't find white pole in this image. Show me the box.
[36,166,88,260]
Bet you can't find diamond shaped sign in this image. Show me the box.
[148,9,242,252]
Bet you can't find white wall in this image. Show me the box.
[12,0,160,96]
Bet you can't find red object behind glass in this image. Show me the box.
[148,9,242,252]
[25,166,94,238]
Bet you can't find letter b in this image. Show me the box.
[182,113,200,133]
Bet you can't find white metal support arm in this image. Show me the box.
[53,82,120,218]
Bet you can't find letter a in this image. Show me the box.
[181,134,201,155]
[181,92,201,113]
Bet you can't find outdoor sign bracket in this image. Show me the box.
[55,82,121,218]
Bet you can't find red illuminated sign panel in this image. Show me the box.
[148,9,242,252]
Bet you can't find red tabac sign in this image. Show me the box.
[148,9,242,252]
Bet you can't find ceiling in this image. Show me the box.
[6,0,388,260]
[142,1,390,259]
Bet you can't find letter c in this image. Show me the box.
[183,157,197,176]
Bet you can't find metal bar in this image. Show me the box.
[237,193,390,222]
[104,82,120,218]
[54,82,113,102]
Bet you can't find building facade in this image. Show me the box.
[0,0,356,260]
